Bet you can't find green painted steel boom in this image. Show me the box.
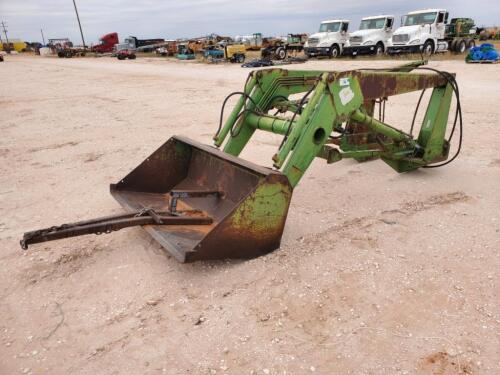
[214,62,454,187]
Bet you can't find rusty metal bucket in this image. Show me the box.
[110,136,293,262]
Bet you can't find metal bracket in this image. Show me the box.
[169,190,222,214]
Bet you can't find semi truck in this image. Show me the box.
[118,36,165,52]
[303,19,349,58]
[388,9,478,55]
[343,15,394,56]
[91,32,119,53]
[113,36,166,60]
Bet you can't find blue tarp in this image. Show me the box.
[466,43,499,62]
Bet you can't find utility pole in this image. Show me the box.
[40,28,46,45]
[1,21,11,53]
[72,0,86,49]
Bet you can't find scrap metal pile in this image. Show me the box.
[22,61,462,262]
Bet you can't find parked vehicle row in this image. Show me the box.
[304,8,481,58]
[46,8,486,63]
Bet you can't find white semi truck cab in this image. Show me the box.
[388,9,454,55]
[304,19,349,58]
[344,15,394,56]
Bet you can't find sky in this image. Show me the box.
[0,0,499,44]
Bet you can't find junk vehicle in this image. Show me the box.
[155,40,177,56]
[261,34,308,60]
[203,44,246,63]
[91,32,119,53]
[114,36,165,60]
[186,34,232,54]
[114,41,136,60]
[237,33,264,50]
[388,9,478,55]
[304,19,349,58]
[0,39,27,53]
[478,27,500,41]
[343,15,394,56]
[176,43,195,60]
[21,60,464,263]
[47,38,87,58]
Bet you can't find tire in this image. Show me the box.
[128,54,136,60]
[64,50,73,58]
[117,54,126,60]
[422,40,434,55]
[330,44,340,58]
[450,39,458,53]
[276,47,287,60]
[236,54,245,63]
[57,51,65,58]
[466,38,475,49]
[456,39,466,54]
[375,42,384,55]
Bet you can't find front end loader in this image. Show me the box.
[21,61,462,262]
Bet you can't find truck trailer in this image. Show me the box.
[388,9,477,55]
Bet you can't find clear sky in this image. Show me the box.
[1,0,499,44]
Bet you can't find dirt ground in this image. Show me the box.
[0,54,499,375]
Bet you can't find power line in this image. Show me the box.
[1,21,11,53]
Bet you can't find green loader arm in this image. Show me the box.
[214,63,454,187]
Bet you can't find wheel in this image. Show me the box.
[466,38,475,49]
[236,54,245,63]
[57,51,65,58]
[375,42,384,55]
[117,54,126,60]
[450,39,458,53]
[64,50,73,58]
[128,54,136,59]
[275,47,287,60]
[330,44,340,58]
[422,40,434,55]
[456,39,466,54]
